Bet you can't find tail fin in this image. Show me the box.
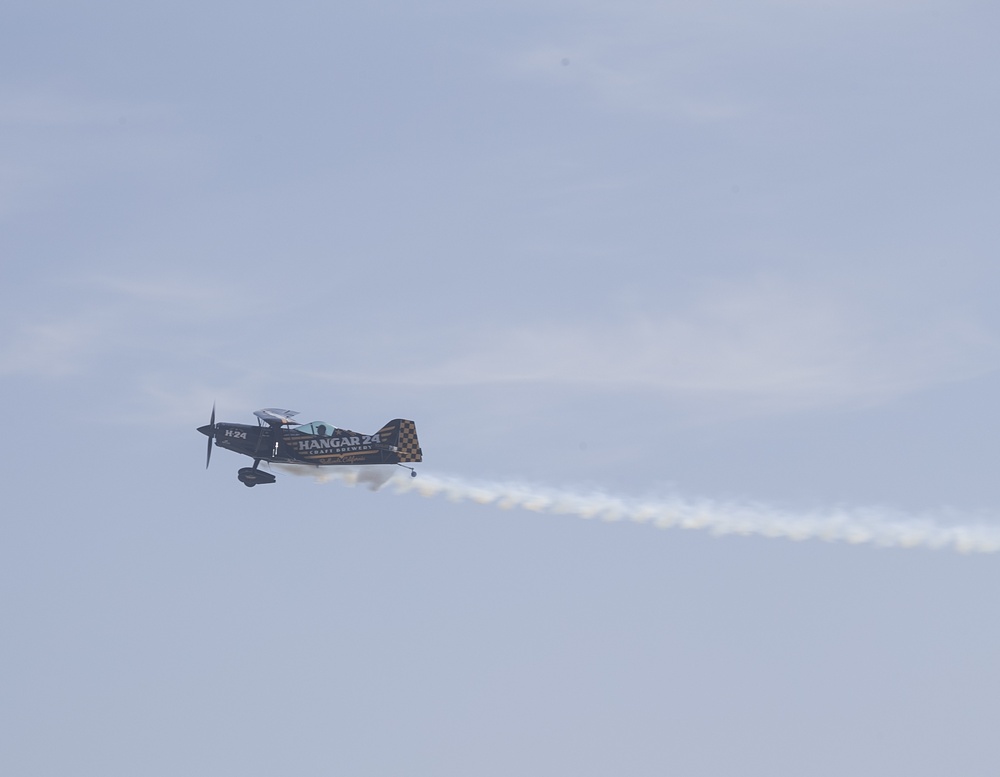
[376,419,423,463]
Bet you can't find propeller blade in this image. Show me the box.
[205,403,215,469]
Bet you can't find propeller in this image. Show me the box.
[197,403,216,469]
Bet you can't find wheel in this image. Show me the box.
[243,480,256,487]
[411,470,417,478]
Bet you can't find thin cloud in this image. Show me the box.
[505,40,747,121]
[125,378,260,428]
[0,86,203,219]
[84,275,247,319]
[321,281,1000,408]
[91,277,219,305]
[0,273,250,379]
[0,89,171,128]
[498,0,937,119]
[0,314,109,377]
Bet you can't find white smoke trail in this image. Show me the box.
[292,466,1000,554]
[272,463,397,490]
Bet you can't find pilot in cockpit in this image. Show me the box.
[316,424,328,437]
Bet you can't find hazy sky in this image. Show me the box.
[3,2,1000,775]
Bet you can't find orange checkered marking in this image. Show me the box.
[397,419,422,462]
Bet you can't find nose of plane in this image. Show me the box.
[197,424,213,437]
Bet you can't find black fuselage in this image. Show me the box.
[202,422,404,467]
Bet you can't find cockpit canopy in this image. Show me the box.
[294,421,338,436]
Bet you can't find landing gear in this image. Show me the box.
[397,464,417,478]
[237,460,276,487]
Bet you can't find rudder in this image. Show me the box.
[376,418,423,463]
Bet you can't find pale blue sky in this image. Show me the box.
[3,2,1000,775]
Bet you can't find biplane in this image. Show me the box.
[197,407,422,487]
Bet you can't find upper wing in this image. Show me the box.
[254,408,300,426]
